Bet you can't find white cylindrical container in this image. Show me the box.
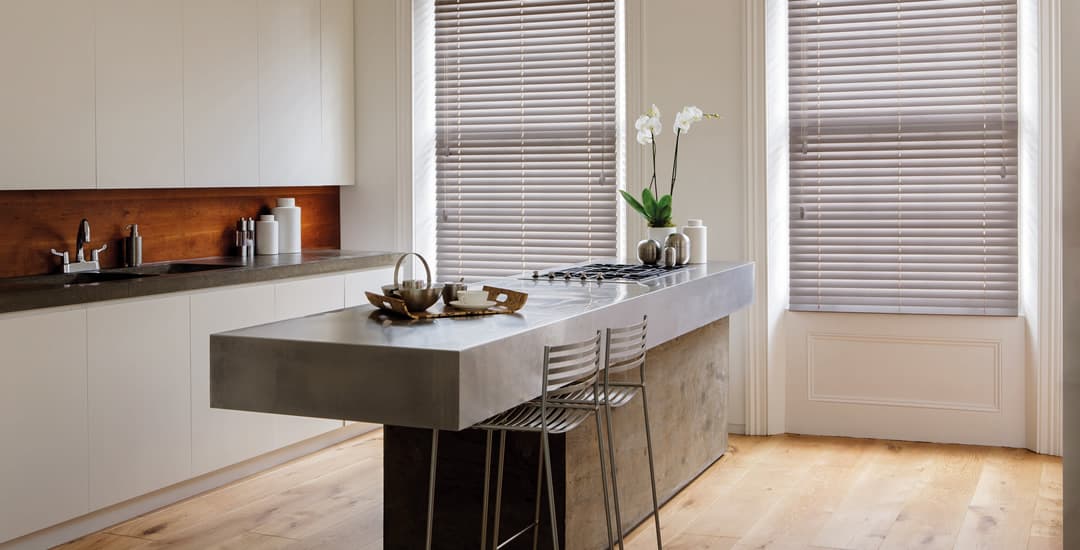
[271,197,302,254]
[683,219,708,264]
[256,214,279,255]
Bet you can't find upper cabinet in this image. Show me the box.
[257,0,322,187]
[320,0,356,187]
[183,0,260,188]
[95,0,185,188]
[0,0,355,190]
[0,1,95,189]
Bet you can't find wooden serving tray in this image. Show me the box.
[365,286,527,320]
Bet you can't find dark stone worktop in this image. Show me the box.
[0,249,398,314]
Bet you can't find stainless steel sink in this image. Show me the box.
[129,262,237,275]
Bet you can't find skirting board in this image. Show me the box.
[0,423,379,550]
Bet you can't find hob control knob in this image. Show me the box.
[532,270,539,279]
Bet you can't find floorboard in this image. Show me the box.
[55,431,1062,550]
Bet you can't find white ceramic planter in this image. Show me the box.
[647,226,677,243]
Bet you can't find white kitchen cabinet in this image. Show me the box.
[319,0,356,186]
[87,295,191,509]
[183,0,260,188]
[258,0,322,187]
[0,1,94,189]
[0,309,89,542]
[95,0,184,188]
[190,285,278,476]
[272,274,347,445]
[344,267,395,308]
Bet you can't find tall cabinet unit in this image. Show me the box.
[0,1,95,189]
[0,309,90,542]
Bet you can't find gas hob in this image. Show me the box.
[527,263,686,283]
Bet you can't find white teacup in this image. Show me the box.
[458,290,489,305]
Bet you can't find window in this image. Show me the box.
[788,0,1018,315]
[434,0,617,281]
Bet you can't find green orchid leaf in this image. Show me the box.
[619,190,647,217]
[642,188,658,218]
[657,194,673,225]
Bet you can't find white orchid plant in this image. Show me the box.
[621,104,721,227]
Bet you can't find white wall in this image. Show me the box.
[629,0,751,431]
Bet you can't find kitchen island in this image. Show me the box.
[210,260,753,549]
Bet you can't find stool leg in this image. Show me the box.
[594,411,616,550]
[604,404,625,550]
[641,386,663,549]
[426,429,439,550]
[493,431,507,549]
[532,431,544,550]
[481,430,493,550]
[541,429,560,550]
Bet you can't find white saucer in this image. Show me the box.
[449,300,497,311]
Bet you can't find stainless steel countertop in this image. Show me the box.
[211,260,754,430]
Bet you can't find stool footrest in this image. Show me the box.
[496,521,540,550]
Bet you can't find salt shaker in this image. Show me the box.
[662,246,678,268]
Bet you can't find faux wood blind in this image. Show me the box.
[788,0,1018,315]
[434,0,617,281]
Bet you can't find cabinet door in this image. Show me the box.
[0,1,94,189]
[258,0,321,186]
[319,0,355,186]
[95,0,184,188]
[87,296,191,509]
[190,285,277,476]
[344,267,395,308]
[273,275,346,445]
[0,309,89,542]
[183,0,260,188]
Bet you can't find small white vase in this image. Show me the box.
[647,226,677,243]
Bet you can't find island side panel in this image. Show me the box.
[566,317,730,548]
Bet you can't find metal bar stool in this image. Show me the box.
[602,316,662,549]
[470,330,616,550]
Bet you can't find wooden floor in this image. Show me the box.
[57,431,1062,550]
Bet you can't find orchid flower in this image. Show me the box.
[673,105,704,133]
[622,103,720,227]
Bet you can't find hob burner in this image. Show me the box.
[529,263,685,283]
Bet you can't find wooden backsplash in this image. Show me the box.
[0,186,340,278]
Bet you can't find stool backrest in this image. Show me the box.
[542,331,602,402]
[604,315,648,383]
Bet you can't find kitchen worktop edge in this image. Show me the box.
[0,250,400,314]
